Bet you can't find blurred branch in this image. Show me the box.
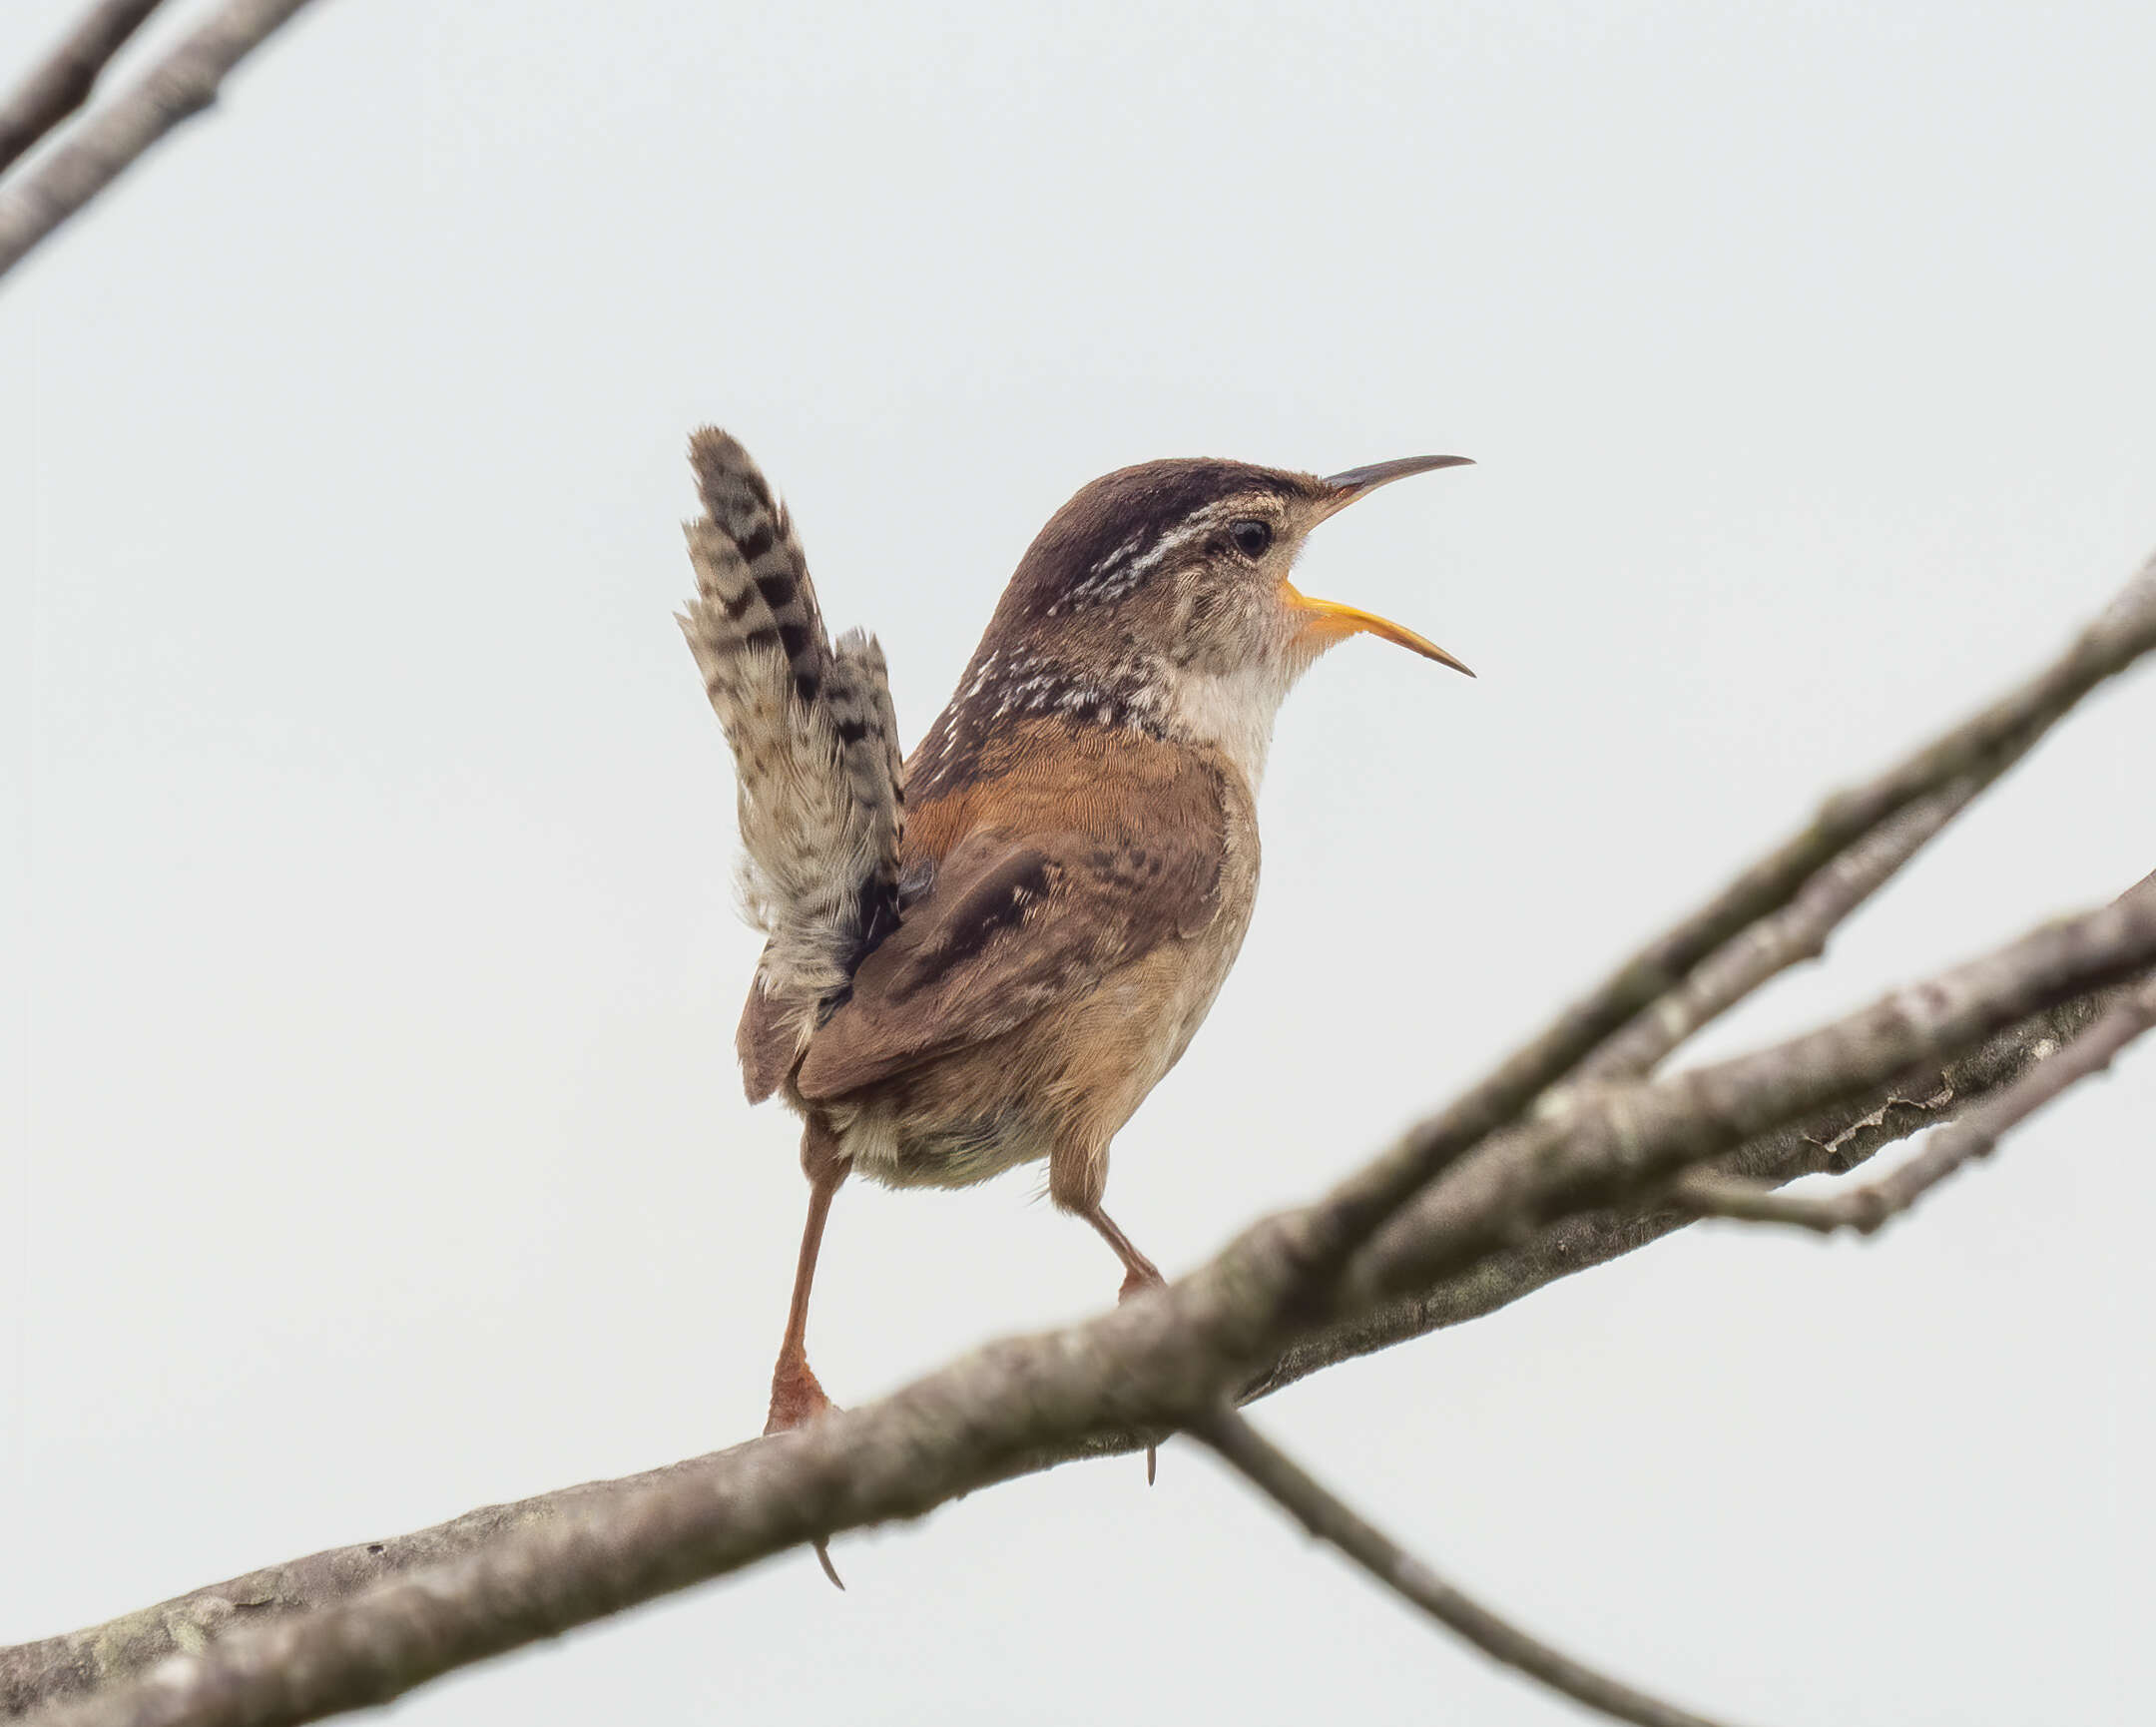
[0,1,167,175]
[0,0,325,283]
[1194,1407,1743,1727]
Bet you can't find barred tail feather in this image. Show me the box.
[677,427,904,1095]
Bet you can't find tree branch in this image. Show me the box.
[15,875,2156,1727]
[0,0,325,283]
[0,1,167,176]
[8,551,2155,1727]
[1194,1408,1745,1727]
[1345,887,2156,1311]
[9,964,2129,1722]
[1245,966,2136,1404]
[1674,970,2156,1234]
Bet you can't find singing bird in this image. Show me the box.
[680,429,1472,1446]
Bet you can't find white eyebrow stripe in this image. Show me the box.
[1058,500,1253,611]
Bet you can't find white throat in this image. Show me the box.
[1164,654,1306,792]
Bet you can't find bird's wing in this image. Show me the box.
[794,772,1227,1102]
[736,973,798,1104]
[676,427,905,1102]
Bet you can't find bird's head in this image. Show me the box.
[916,453,1472,794]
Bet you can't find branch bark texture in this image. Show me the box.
[1344,888,2156,1311]
[1676,968,2156,1233]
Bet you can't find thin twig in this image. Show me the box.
[1564,574,2156,1092]
[1572,776,1995,1083]
[0,0,167,175]
[0,0,325,283]
[1192,1407,1747,1727]
[1676,971,2156,1235]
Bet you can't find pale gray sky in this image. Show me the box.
[5,2,2154,1722]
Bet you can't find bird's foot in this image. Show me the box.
[766,1358,845,1586]
[1117,1263,1166,1305]
[765,1357,835,1437]
[1113,1266,1168,1482]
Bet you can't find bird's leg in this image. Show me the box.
[1078,1202,1167,1485]
[1081,1203,1166,1304]
[1050,1143,1168,1480]
[767,1122,849,1589]
[766,1123,847,1437]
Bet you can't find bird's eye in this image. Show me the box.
[1229,519,1273,558]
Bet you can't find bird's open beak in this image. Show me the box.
[1285,588,1474,676]
[1287,455,1476,677]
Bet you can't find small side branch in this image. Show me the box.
[1238,973,2123,1408]
[0,0,325,283]
[1193,1408,1746,1727]
[0,0,167,175]
[1572,778,1993,1083]
[1676,972,2156,1235]
[1348,884,2156,1309]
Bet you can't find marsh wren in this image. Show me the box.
[681,430,1471,1459]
